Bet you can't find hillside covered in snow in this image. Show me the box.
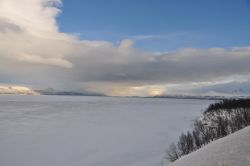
[168,126,250,166]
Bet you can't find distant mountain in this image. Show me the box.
[0,86,39,95]
[36,88,105,96]
[151,93,250,100]
[0,86,105,96]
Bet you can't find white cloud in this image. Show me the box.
[1,0,250,96]
[0,0,76,68]
[132,35,161,40]
[119,39,134,49]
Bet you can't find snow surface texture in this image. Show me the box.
[0,95,212,166]
[168,126,250,166]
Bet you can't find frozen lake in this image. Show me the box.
[0,95,213,166]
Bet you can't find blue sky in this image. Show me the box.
[58,0,250,52]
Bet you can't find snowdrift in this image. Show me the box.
[168,126,250,166]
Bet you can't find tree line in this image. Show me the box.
[166,99,250,162]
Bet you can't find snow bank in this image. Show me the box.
[168,126,250,166]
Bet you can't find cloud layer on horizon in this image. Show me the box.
[1,0,250,96]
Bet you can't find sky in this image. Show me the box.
[58,0,250,52]
[0,0,250,96]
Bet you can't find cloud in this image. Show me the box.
[1,0,250,96]
[119,39,134,49]
[132,35,161,40]
[0,0,75,68]
[0,18,21,33]
[193,76,250,95]
[69,46,250,83]
[131,32,190,41]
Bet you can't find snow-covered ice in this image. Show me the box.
[0,95,212,166]
[168,126,250,166]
